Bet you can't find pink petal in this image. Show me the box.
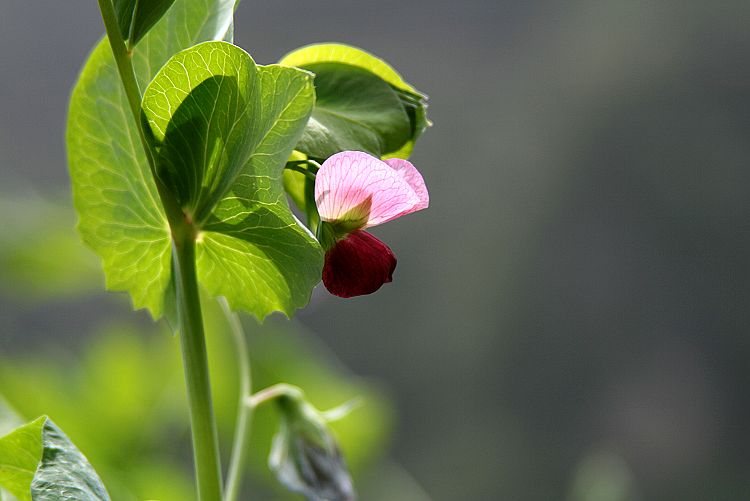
[384,158,429,213]
[322,230,397,298]
[315,151,428,228]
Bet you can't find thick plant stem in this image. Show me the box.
[96,0,141,126]
[97,1,222,499]
[96,0,184,228]
[174,234,224,501]
[220,298,253,501]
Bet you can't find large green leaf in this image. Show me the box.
[292,62,410,159]
[279,43,429,159]
[142,41,323,318]
[113,0,177,47]
[0,417,109,501]
[142,41,261,222]
[67,0,235,319]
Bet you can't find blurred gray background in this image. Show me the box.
[2,0,750,499]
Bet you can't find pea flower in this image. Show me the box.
[315,151,429,297]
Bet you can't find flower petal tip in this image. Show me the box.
[383,157,429,211]
[322,230,397,298]
[315,151,429,228]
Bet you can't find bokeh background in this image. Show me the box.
[2,1,750,500]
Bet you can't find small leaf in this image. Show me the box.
[0,417,109,501]
[0,417,44,501]
[67,0,236,319]
[142,41,262,222]
[142,42,324,318]
[279,43,429,159]
[114,0,177,47]
[31,420,111,501]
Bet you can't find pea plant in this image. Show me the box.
[0,0,429,500]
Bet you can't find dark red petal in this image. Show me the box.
[322,230,397,298]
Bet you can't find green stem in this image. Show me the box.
[284,163,317,180]
[174,233,224,501]
[249,384,304,408]
[304,176,320,235]
[285,159,321,174]
[220,298,253,501]
[96,0,140,126]
[96,0,184,228]
[97,2,222,499]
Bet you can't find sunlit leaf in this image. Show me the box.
[0,417,110,501]
[279,44,418,92]
[142,42,263,222]
[0,418,42,501]
[113,0,177,47]
[67,0,235,319]
[279,43,429,159]
[142,41,323,318]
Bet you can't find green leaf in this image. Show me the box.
[142,41,323,318]
[290,62,411,160]
[0,326,192,501]
[113,0,177,47]
[279,43,418,93]
[142,41,261,222]
[0,417,109,501]
[279,43,429,159]
[67,0,235,319]
[0,417,43,501]
[31,421,111,501]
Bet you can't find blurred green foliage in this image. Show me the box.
[0,196,100,299]
[0,195,399,500]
